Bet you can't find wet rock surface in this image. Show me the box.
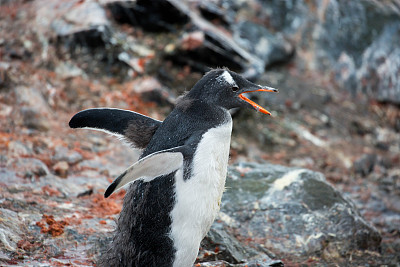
[1,0,399,266]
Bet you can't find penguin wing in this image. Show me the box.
[104,146,190,198]
[69,108,162,149]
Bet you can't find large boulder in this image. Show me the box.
[218,163,381,262]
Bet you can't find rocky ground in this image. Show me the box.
[1,0,399,266]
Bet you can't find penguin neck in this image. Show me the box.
[176,94,221,110]
[175,97,230,123]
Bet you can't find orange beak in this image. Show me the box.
[238,87,278,115]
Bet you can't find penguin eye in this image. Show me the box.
[232,86,239,92]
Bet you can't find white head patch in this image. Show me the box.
[218,70,237,86]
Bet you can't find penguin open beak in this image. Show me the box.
[239,86,278,115]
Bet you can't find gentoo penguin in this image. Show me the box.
[69,69,277,267]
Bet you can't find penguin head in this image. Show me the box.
[187,69,278,115]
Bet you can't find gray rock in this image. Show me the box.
[52,1,109,37]
[77,159,108,172]
[130,77,176,107]
[53,146,83,165]
[106,0,292,78]
[374,127,400,153]
[55,61,86,79]
[53,161,69,178]
[260,0,400,103]
[106,0,189,32]
[14,86,52,131]
[33,0,116,80]
[257,0,310,35]
[7,158,50,178]
[233,21,294,67]
[197,1,235,27]
[200,222,283,266]
[333,52,357,95]
[353,154,377,177]
[356,22,400,104]
[20,106,51,131]
[312,1,373,66]
[0,168,18,184]
[298,0,398,69]
[0,62,12,90]
[0,209,26,252]
[34,0,153,77]
[76,159,112,178]
[220,163,381,259]
[289,157,314,168]
[349,117,375,136]
[15,86,50,115]
[7,140,33,157]
[163,0,267,77]
[310,1,400,103]
[35,0,110,42]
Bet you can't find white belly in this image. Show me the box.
[170,119,232,267]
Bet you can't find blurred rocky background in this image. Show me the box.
[0,0,399,266]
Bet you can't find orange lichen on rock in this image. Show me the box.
[36,214,68,237]
[88,192,124,217]
[17,239,40,252]
[63,214,83,226]
[41,185,62,197]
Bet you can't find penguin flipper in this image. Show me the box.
[69,108,162,149]
[104,146,186,198]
